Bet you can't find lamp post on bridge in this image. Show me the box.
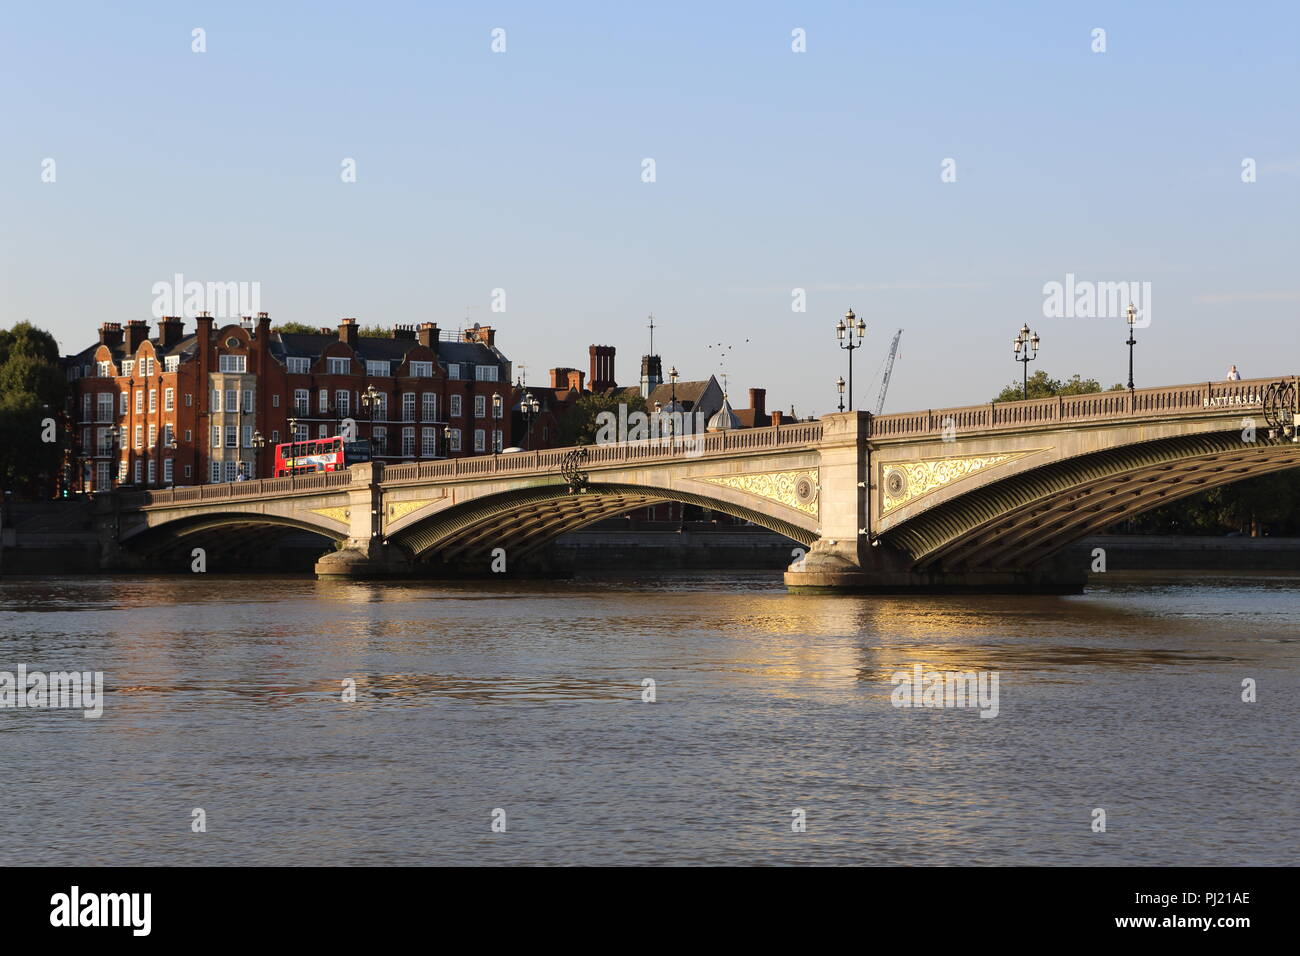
[1125,303,1138,392]
[520,390,540,451]
[1013,323,1040,399]
[836,308,867,411]
[836,376,846,413]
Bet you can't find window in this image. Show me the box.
[243,390,253,413]
[327,357,350,375]
[492,393,503,419]
[134,461,143,484]
[421,428,436,457]
[474,429,485,452]
[134,426,143,449]
[367,360,390,377]
[474,395,486,419]
[447,363,461,380]
[163,424,173,446]
[164,459,174,484]
[184,430,191,442]
[448,428,462,452]
[143,357,155,377]
[240,460,253,480]
[165,356,179,373]
[118,461,128,483]
[370,393,388,419]
[81,394,91,421]
[224,461,238,482]
[96,461,111,491]
[288,357,310,374]
[135,391,143,414]
[185,465,192,478]
[211,389,221,412]
[147,460,156,485]
[294,389,309,416]
[122,360,134,377]
[372,426,387,455]
[492,429,503,452]
[95,428,112,456]
[148,424,157,447]
[335,390,350,417]
[270,430,279,443]
[410,361,433,377]
[319,424,329,438]
[242,425,253,448]
[226,390,237,414]
[318,389,329,414]
[226,427,237,448]
[185,392,193,407]
[96,393,114,422]
[96,360,112,377]
[149,389,157,413]
[271,394,279,408]
[401,393,415,422]
[422,393,436,421]
[294,423,308,442]
[449,394,462,417]
[164,388,174,411]
[401,427,415,457]
[81,427,89,451]
[120,391,129,415]
[219,354,247,373]
[210,461,221,483]
[475,365,499,382]
[212,426,222,447]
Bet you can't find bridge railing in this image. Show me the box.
[381,420,825,484]
[867,375,1293,440]
[133,468,356,507]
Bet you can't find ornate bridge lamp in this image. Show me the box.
[520,390,540,450]
[105,425,121,491]
[1125,303,1138,391]
[836,376,846,413]
[442,424,453,459]
[1263,381,1299,442]
[165,434,179,488]
[836,308,867,410]
[1013,323,1040,399]
[250,431,265,483]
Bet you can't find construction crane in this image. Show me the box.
[874,329,903,414]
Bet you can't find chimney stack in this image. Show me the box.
[256,312,271,339]
[589,345,616,392]
[770,410,784,427]
[125,319,150,354]
[567,369,586,392]
[748,388,766,421]
[99,322,124,348]
[157,316,184,351]
[417,322,438,349]
[339,317,358,348]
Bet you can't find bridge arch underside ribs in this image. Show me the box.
[391,482,813,564]
[887,433,1300,572]
[125,513,344,567]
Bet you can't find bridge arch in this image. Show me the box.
[122,511,347,566]
[883,433,1300,571]
[387,481,814,564]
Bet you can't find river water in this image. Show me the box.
[2,571,1296,866]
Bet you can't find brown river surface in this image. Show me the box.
[1,571,1296,865]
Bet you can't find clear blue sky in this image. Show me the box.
[3,1,1297,416]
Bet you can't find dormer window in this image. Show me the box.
[287,357,310,374]
[219,354,247,373]
[327,357,351,375]
[410,361,433,377]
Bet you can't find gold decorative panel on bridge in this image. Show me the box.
[879,452,1036,515]
[385,498,442,524]
[309,506,351,525]
[695,469,819,516]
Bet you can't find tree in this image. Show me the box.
[270,322,322,335]
[0,321,67,497]
[992,370,1125,403]
[558,392,647,446]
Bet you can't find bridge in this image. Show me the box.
[99,375,1300,592]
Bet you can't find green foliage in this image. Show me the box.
[0,321,67,495]
[1127,468,1300,536]
[558,392,647,446]
[992,370,1125,402]
[271,322,323,335]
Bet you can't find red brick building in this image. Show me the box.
[65,315,515,490]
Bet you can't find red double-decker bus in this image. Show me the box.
[273,436,371,477]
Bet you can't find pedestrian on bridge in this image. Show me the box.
[1226,365,1241,381]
